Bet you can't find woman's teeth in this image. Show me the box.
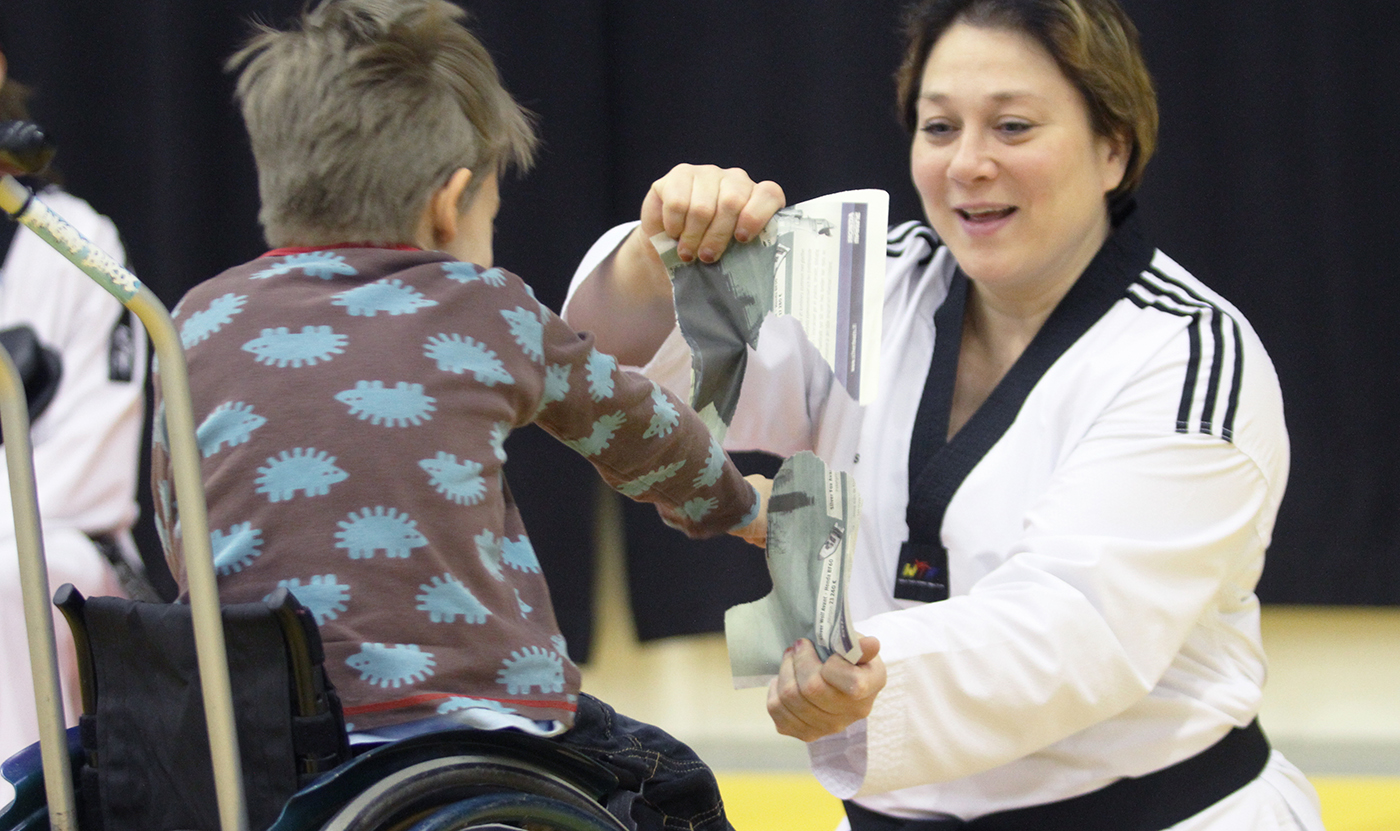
[958,206,1016,221]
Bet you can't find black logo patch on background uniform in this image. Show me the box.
[108,308,136,382]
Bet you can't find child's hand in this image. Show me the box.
[731,473,771,548]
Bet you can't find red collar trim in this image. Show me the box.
[260,243,422,257]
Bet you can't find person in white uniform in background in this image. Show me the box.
[564,0,1326,828]
[0,42,148,771]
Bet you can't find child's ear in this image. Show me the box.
[429,167,474,246]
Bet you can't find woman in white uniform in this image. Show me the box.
[0,43,147,767]
[564,0,1326,828]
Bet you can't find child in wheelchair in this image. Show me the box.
[149,2,765,828]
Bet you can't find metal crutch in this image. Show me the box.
[0,122,249,831]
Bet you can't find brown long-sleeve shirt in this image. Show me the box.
[153,246,755,730]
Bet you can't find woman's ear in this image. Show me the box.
[429,167,474,246]
[1100,132,1130,195]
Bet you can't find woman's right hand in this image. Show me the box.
[639,164,786,265]
[574,165,785,365]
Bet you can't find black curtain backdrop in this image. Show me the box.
[2,2,1396,657]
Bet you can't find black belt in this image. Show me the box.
[845,719,1270,831]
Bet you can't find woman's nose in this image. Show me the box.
[947,132,995,183]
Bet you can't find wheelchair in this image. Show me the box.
[3,586,627,831]
[0,123,628,831]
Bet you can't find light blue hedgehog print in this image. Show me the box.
[441,262,483,283]
[616,460,686,498]
[197,402,266,458]
[475,530,505,582]
[211,522,263,575]
[539,364,571,411]
[584,349,617,402]
[335,507,428,559]
[334,381,437,427]
[252,251,358,280]
[268,575,350,625]
[500,306,544,364]
[419,452,487,506]
[488,422,510,462]
[501,536,542,574]
[692,437,726,488]
[437,696,517,716]
[562,412,626,457]
[514,589,533,618]
[242,325,348,368]
[345,643,436,689]
[682,497,718,523]
[422,334,514,386]
[416,574,491,624]
[255,448,349,502]
[331,278,438,317]
[644,383,680,439]
[440,262,506,286]
[496,647,565,695]
[180,293,247,348]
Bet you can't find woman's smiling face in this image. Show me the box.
[911,22,1127,301]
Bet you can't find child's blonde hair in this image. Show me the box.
[228,0,537,247]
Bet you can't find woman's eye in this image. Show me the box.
[920,121,957,141]
[997,120,1033,137]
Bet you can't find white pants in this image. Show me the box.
[0,528,124,762]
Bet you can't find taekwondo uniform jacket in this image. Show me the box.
[566,206,1323,828]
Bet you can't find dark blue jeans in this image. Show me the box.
[557,693,734,831]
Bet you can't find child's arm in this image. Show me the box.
[531,300,760,541]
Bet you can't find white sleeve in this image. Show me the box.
[821,355,1280,797]
[0,192,146,539]
[564,222,837,456]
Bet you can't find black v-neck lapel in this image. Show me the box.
[895,207,1154,602]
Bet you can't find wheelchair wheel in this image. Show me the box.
[403,791,615,830]
[319,754,626,831]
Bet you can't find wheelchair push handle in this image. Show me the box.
[0,121,250,831]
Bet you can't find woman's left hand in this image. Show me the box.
[768,636,886,741]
